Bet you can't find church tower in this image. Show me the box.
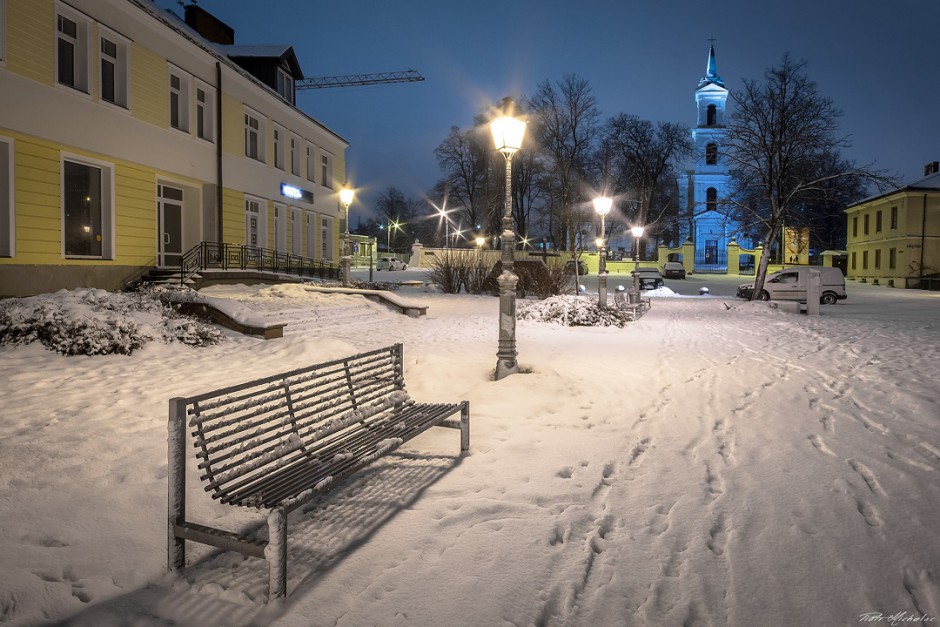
[678,43,739,272]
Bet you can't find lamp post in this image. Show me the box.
[339,187,354,287]
[593,196,612,307]
[631,225,645,303]
[489,97,526,380]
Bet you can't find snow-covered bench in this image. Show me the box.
[613,287,651,320]
[167,343,469,600]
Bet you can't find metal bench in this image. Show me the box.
[167,343,469,600]
[613,288,651,320]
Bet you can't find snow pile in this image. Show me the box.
[0,288,223,355]
[518,295,635,327]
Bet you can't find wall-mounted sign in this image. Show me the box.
[281,183,314,204]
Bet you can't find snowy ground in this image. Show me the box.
[0,274,938,626]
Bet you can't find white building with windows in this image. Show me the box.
[677,44,751,272]
[0,0,348,296]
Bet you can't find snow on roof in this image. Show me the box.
[846,170,940,208]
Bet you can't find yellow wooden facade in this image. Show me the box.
[0,0,348,297]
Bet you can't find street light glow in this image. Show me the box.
[339,187,354,208]
[593,196,612,217]
[631,225,645,238]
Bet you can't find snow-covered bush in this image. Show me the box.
[0,288,223,356]
[427,250,490,294]
[350,279,401,291]
[517,295,634,327]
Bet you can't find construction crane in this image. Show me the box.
[296,69,424,90]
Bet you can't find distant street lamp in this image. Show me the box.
[593,196,612,307]
[339,187,355,287]
[489,97,526,380]
[383,219,402,253]
[475,235,485,258]
[631,225,645,302]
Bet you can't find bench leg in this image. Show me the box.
[266,508,288,600]
[460,401,470,452]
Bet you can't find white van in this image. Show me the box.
[737,266,846,304]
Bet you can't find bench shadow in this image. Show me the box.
[57,451,466,626]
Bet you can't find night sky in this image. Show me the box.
[155,0,939,219]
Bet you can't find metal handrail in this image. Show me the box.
[177,242,340,286]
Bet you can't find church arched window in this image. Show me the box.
[706,104,717,126]
[706,187,717,212]
[705,143,718,165]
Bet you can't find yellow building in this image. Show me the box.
[0,0,348,296]
[845,169,940,288]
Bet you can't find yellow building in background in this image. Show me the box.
[0,0,348,296]
[845,168,940,289]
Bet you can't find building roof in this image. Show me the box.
[846,171,940,209]
[697,43,725,89]
[217,45,304,79]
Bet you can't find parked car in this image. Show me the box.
[631,267,664,290]
[377,256,407,271]
[662,262,686,279]
[736,266,846,304]
[564,260,588,275]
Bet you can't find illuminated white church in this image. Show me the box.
[677,44,754,272]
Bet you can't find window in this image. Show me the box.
[306,144,316,181]
[56,9,89,92]
[0,0,6,63]
[244,196,265,247]
[290,136,300,176]
[169,67,190,132]
[874,248,881,269]
[320,216,332,259]
[706,187,717,212]
[273,126,284,170]
[852,216,858,238]
[195,83,214,142]
[875,210,882,233]
[320,152,333,189]
[706,104,716,126]
[62,156,113,259]
[889,247,897,269]
[862,250,868,270]
[890,206,898,230]
[863,214,869,235]
[244,109,264,161]
[0,137,13,257]
[99,30,128,108]
[851,251,856,270]
[276,68,294,104]
[705,143,717,165]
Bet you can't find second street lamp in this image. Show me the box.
[631,225,645,303]
[339,187,354,287]
[489,97,526,381]
[593,196,612,307]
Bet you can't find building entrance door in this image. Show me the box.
[158,184,183,267]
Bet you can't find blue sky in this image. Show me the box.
[156,0,940,219]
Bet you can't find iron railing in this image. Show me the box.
[178,242,340,286]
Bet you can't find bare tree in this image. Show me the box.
[724,53,893,298]
[526,75,601,251]
[433,125,492,231]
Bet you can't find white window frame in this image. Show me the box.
[276,67,294,103]
[290,135,300,176]
[168,64,190,133]
[320,151,333,189]
[55,4,91,93]
[98,26,129,109]
[273,125,285,170]
[0,136,13,257]
[244,107,265,162]
[306,143,316,182]
[195,80,215,142]
[60,153,114,260]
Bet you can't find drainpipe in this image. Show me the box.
[216,61,224,243]
[920,194,927,279]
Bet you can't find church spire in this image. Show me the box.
[698,41,724,88]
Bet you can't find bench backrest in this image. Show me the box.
[180,344,405,507]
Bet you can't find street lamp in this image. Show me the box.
[593,196,612,307]
[631,225,645,303]
[339,187,354,287]
[383,219,402,253]
[489,96,526,380]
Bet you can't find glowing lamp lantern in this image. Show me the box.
[490,114,526,158]
[593,196,613,306]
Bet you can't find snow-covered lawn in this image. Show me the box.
[0,280,938,626]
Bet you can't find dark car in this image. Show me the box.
[662,262,686,279]
[631,267,664,290]
[565,260,588,275]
